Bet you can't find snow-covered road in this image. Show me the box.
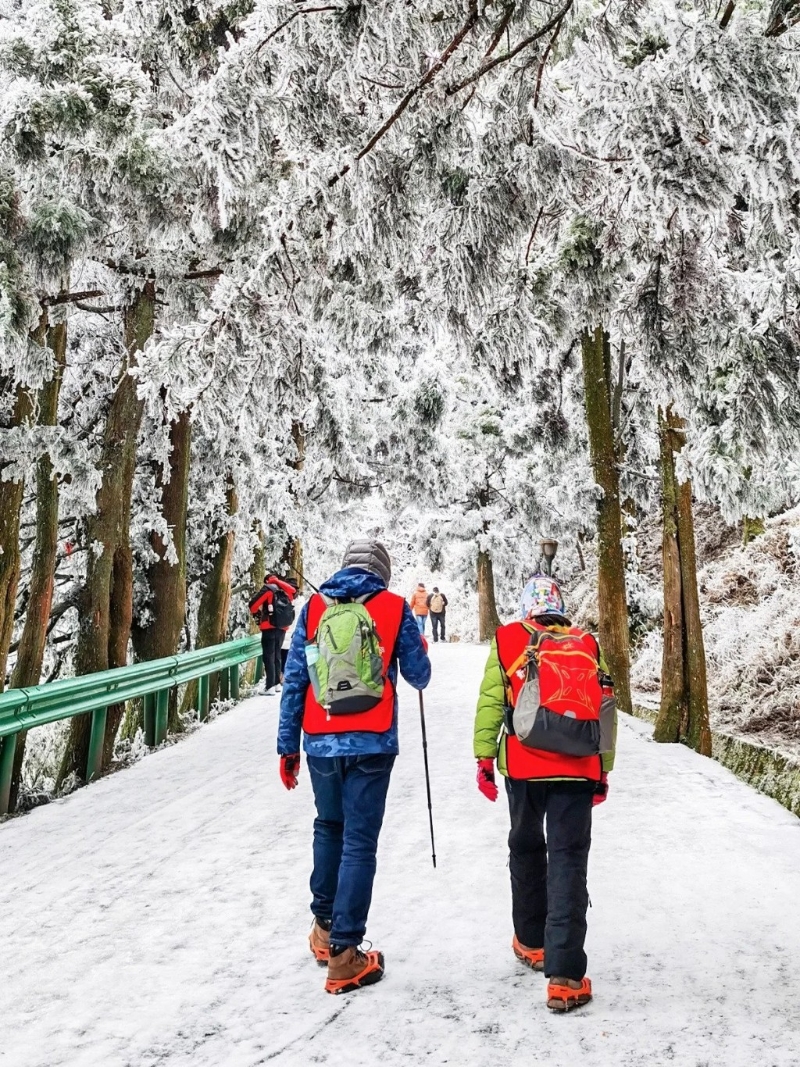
[2,644,800,1067]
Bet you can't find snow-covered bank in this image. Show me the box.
[2,644,800,1067]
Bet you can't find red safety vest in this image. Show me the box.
[496,620,603,782]
[302,590,405,735]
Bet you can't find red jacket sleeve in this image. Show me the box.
[268,576,296,599]
[250,589,271,615]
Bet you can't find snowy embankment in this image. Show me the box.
[2,644,800,1067]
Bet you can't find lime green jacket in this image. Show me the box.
[473,636,617,778]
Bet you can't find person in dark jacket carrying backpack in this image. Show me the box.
[249,574,297,696]
[426,586,448,643]
[278,539,431,995]
[473,575,617,1013]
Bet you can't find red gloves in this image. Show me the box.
[420,635,429,653]
[593,772,609,806]
[280,754,300,790]
[477,758,498,802]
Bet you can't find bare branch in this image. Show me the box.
[765,0,800,35]
[446,0,574,96]
[329,2,480,187]
[75,303,120,314]
[525,206,545,265]
[256,5,344,54]
[41,289,104,307]
[719,0,736,28]
[484,3,516,58]
[360,74,405,90]
[184,267,224,280]
[533,15,563,109]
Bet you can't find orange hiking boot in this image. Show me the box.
[547,976,592,1012]
[512,936,544,972]
[325,946,385,995]
[309,919,331,965]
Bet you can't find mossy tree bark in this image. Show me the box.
[182,476,238,711]
[580,325,632,714]
[677,479,712,754]
[7,318,67,810]
[477,533,501,642]
[0,317,40,689]
[132,405,192,733]
[57,282,154,786]
[655,408,688,743]
[281,420,306,586]
[654,407,711,755]
[742,515,765,546]
[243,523,266,685]
[477,548,501,641]
[249,524,266,616]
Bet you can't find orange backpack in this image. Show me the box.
[509,627,603,757]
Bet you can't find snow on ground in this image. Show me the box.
[2,644,800,1067]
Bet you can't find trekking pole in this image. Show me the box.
[418,690,437,869]
[287,563,321,595]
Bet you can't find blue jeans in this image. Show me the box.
[415,614,427,634]
[307,754,396,946]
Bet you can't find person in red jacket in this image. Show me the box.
[249,574,297,696]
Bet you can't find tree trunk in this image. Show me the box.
[243,524,266,685]
[654,407,711,756]
[182,477,238,712]
[57,282,154,786]
[132,406,192,733]
[249,524,266,619]
[281,420,306,586]
[7,319,67,810]
[676,479,712,755]
[580,325,632,714]
[654,408,687,743]
[0,314,40,690]
[477,545,501,642]
[282,535,304,588]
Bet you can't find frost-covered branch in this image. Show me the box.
[446,0,573,95]
[329,1,480,186]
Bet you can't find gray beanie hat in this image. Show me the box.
[341,539,392,586]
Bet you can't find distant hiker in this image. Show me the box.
[277,539,431,994]
[281,579,302,680]
[249,574,297,696]
[408,582,429,634]
[473,574,616,1013]
[426,586,448,643]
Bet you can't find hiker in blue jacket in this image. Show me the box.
[277,539,431,994]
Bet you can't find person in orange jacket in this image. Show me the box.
[408,582,430,635]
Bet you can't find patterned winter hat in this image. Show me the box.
[520,575,567,620]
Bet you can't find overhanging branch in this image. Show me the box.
[446,0,574,96]
[328,1,480,187]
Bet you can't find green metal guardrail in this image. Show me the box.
[0,634,263,816]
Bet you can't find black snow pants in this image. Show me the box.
[260,628,284,690]
[430,612,446,642]
[505,778,593,980]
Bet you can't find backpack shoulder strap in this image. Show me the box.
[306,593,334,641]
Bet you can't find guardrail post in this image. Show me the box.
[87,707,108,782]
[143,692,156,746]
[198,674,209,722]
[0,734,17,816]
[229,664,240,701]
[254,655,263,685]
[155,689,169,746]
